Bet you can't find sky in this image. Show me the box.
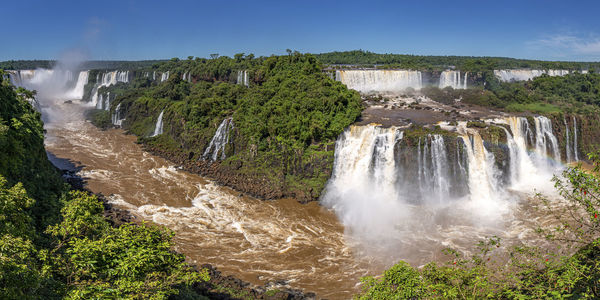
[2,0,600,61]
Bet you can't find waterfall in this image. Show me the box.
[494,69,570,82]
[565,117,572,163]
[91,71,129,107]
[335,70,423,93]
[104,92,110,111]
[534,116,561,163]
[322,118,568,249]
[112,103,125,127]
[151,110,165,137]
[153,71,156,81]
[181,71,192,82]
[573,117,579,161]
[439,71,467,89]
[65,71,89,99]
[203,118,234,161]
[429,135,451,202]
[237,71,249,87]
[503,117,547,188]
[161,71,169,82]
[456,122,502,208]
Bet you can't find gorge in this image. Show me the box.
[4,53,600,299]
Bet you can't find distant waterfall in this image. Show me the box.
[91,71,129,107]
[494,69,570,82]
[237,71,249,87]
[8,69,91,102]
[439,71,467,89]
[153,71,156,81]
[152,110,165,136]
[335,70,423,93]
[573,117,579,161]
[112,103,125,127]
[161,72,169,82]
[203,118,234,161]
[95,92,112,110]
[182,71,192,82]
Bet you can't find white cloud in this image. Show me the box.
[529,33,600,59]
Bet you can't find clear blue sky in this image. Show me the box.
[2,0,599,61]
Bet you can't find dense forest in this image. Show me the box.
[418,71,600,115]
[90,52,362,202]
[316,50,600,71]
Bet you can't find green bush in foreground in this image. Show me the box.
[357,154,600,299]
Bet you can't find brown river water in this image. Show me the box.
[43,101,566,299]
[44,102,376,299]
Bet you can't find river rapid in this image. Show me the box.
[42,99,565,299]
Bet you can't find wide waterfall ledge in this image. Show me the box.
[321,116,569,257]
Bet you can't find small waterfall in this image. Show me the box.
[152,110,165,137]
[112,103,125,127]
[161,71,169,82]
[181,71,192,82]
[565,117,572,163]
[573,117,579,161]
[439,71,467,89]
[534,116,561,163]
[104,92,110,111]
[335,70,423,93]
[153,71,156,81]
[237,71,249,87]
[203,118,234,161]
[494,69,570,82]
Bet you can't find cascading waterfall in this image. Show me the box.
[565,118,572,163]
[112,103,125,127]
[65,71,89,99]
[161,71,169,82]
[323,116,566,248]
[152,110,165,137]
[91,71,129,107]
[237,70,249,87]
[456,122,502,209]
[494,69,570,82]
[104,92,111,111]
[203,118,234,161]
[181,71,192,82]
[573,117,579,161]
[153,71,156,81]
[335,70,423,93]
[439,71,467,89]
[534,116,561,163]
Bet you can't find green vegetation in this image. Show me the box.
[94,52,362,201]
[0,72,208,299]
[357,154,600,299]
[316,50,600,71]
[419,72,600,115]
